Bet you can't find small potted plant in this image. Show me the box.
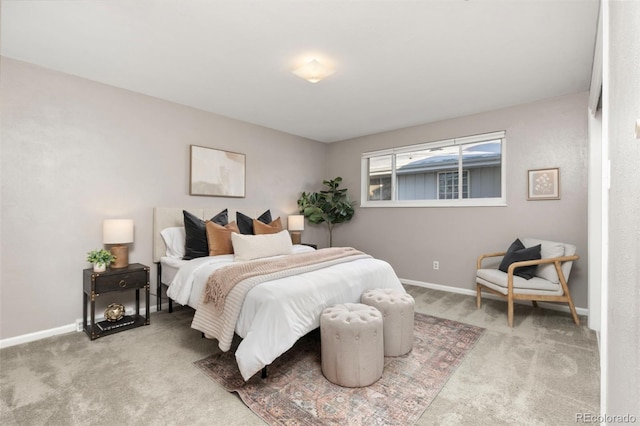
[86,249,116,272]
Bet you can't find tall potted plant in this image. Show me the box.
[297,177,356,247]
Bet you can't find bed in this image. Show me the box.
[153,207,405,381]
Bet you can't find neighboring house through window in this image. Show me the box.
[438,170,469,199]
[361,131,506,207]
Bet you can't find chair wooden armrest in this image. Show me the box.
[477,251,507,269]
[506,255,580,297]
[506,255,580,275]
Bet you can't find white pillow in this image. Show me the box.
[231,230,293,262]
[160,227,186,258]
[522,238,565,284]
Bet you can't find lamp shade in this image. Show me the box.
[103,219,134,244]
[288,215,305,231]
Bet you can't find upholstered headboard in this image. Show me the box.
[152,207,273,263]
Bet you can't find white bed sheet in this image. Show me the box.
[160,257,187,285]
[166,245,405,380]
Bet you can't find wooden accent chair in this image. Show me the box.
[476,237,580,327]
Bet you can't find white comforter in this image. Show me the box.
[166,245,405,380]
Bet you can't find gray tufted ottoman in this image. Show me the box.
[361,289,415,356]
[320,303,384,387]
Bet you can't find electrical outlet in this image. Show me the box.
[433,261,439,270]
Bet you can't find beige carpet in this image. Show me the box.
[0,286,600,425]
[195,313,484,425]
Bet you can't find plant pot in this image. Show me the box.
[93,262,106,273]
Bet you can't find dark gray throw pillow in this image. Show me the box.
[236,210,272,235]
[183,209,228,260]
[498,239,541,280]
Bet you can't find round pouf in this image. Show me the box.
[320,303,384,387]
[361,289,415,356]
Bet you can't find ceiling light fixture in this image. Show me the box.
[292,59,334,83]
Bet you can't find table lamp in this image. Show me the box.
[288,215,305,245]
[103,219,134,269]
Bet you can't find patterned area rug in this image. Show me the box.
[195,313,484,426]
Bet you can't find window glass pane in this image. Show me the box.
[438,171,455,199]
[396,146,458,200]
[461,140,501,199]
[437,170,470,199]
[368,155,392,200]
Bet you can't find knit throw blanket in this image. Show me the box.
[204,247,365,314]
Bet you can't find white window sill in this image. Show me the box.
[360,198,507,208]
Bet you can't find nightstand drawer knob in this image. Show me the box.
[118,280,127,288]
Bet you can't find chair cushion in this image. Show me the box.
[477,268,561,294]
[521,238,568,284]
[498,239,541,279]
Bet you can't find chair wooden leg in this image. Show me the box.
[507,297,514,327]
[567,298,580,325]
[556,263,580,326]
[476,285,482,308]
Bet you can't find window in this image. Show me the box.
[438,170,469,199]
[361,131,506,207]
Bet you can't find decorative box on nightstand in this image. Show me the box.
[82,263,150,340]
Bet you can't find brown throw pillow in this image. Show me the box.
[253,217,283,235]
[205,220,240,256]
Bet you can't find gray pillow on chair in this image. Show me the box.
[498,239,541,280]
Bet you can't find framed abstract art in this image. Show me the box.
[189,145,246,198]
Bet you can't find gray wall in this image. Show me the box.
[606,0,640,417]
[0,58,328,340]
[327,92,590,308]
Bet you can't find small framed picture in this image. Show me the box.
[527,168,560,200]
[190,145,246,198]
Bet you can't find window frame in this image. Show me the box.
[360,131,507,208]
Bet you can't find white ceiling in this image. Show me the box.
[1,0,599,143]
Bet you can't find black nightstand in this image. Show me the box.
[83,263,150,340]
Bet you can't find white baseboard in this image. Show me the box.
[400,278,589,317]
[0,323,79,349]
[0,302,167,349]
